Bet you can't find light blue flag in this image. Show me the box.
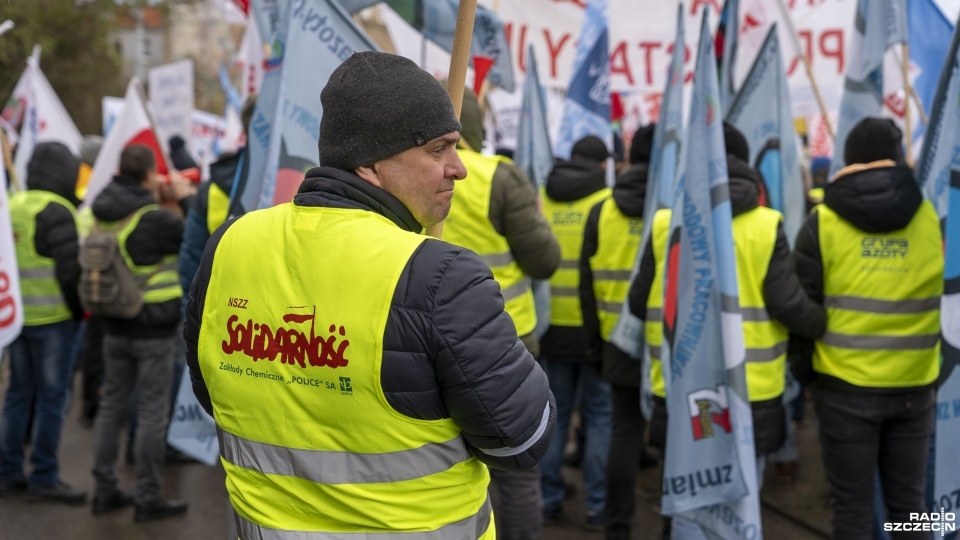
[250,0,284,44]
[659,10,762,540]
[166,369,220,466]
[908,0,953,147]
[718,0,739,114]
[726,25,804,245]
[515,45,554,339]
[218,64,243,113]
[608,4,685,414]
[830,0,907,176]
[915,13,960,528]
[233,0,377,214]
[554,0,610,159]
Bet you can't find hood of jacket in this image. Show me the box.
[208,149,243,194]
[612,162,648,217]
[297,166,423,232]
[545,158,607,202]
[26,141,81,206]
[91,174,157,222]
[824,160,921,233]
[727,155,763,217]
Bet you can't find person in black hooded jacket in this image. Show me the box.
[579,124,654,540]
[628,123,825,458]
[793,117,942,540]
[0,142,87,504]
[89,145,196,522]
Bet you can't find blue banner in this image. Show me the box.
[831,0,907,176]
[726,25,804,245]
[554,0,610,159]
[907,0,953,146]
[609,4,684,385]
[915,12,960,526]
[233,0,377,214]
[660,10,762,540]
[718,0,739,115]
[515,45,554,339]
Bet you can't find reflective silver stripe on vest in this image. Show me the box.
[479,403,550,458]
[500,279,530,303]
[740,307,771,322]
[19,267,55,279]
[550,286,578,297]
[218,429,470,485]
[744,342,788,363]
[597,300,622,313]
[557,259,579,270]
[479,252,514,267]
[22,295,64,306]
[144,280,181,292]
[593,270,633,281]
[825,295,941,314]
[821,332,941,351]
[720,294,739,313]
[646,308,662,322]
[648,345,662,360]
[235,496,492,540]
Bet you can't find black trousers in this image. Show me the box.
[814,385,934,540]
[604,385,645,540]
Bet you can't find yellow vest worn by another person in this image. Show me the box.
[198,204,493,539]
[443,150,536,337]
[590,197,642,341]
[646,207,788,401]
[541,187,611,326]
[814,202,942,388]
[101,205,182,305]
[9,191,77,325]
[207,183,230,235]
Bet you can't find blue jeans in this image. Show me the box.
[540,360,611,514]
[0,320,78,487]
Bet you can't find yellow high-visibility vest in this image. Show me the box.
[814,202,942,387]
[541,187,611,326]
[99,205,182,305]
[199,203,493,538]
[444,150,536,336]
[646,209,671,398]
[9,191,77,325]
[207,183,230,235]
[589,197,642,341]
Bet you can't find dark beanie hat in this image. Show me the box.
[168,135,199,171]
[629,124,655,164]
[844,117,903,166]
[723,122,750,162]
[571,135,610,162]
[319,52,462,170]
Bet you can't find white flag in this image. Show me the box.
[0,142,23,351]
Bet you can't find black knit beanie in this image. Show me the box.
[319,52,462,171]
[629,123,655,164]
[844,117,904,166]
[571,135,610,163]
[723,122,750,163]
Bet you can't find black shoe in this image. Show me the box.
[134,498,188,522]
[92,489,134,515]
[543,504,564,527]
[0,480,26,497]
[165,447,195,465]
[584,510,604,532]
[27,481,87,505]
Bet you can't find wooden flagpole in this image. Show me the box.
[427,0,477,239]
[776,0,834,140]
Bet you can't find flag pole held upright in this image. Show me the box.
[428,0,477,239]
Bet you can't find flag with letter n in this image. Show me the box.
[659,9,762,540]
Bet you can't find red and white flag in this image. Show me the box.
[82,78,168,208]
[0,140,23,351]
[236,19,264,102]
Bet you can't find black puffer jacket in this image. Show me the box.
[25,142,84,320]
[184,168,556,471]
[580,162,648,387]
[792,161,928,391]
[541,157,608,361]
[91,174,188,337]
[628,156,826,454]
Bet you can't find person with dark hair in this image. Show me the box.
[580,124,654,539]
[442,87,560,540]
[184,51,555,537]
[793,116,942,539]
[88,144,195,522]
[628,123,826,539]
[539,134,612,529]
[0,142,86,505]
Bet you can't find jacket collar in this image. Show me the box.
[295,167,423,233]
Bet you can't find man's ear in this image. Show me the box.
[354,164,382,187]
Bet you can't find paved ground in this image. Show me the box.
[0,374,833,539]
